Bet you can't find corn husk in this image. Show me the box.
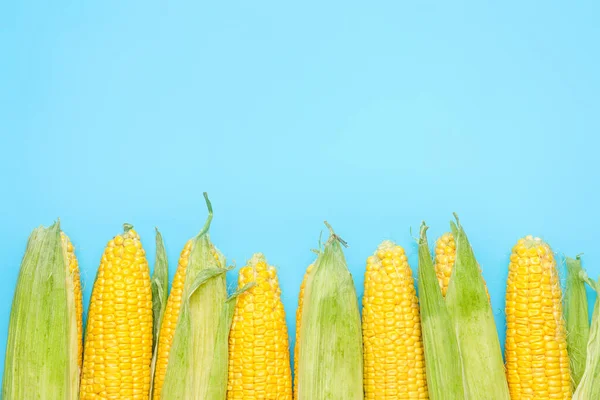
[2,222,80,399]
[417,223,464,399]
[565,255,589,389]
[150,228,169,395]
[446,217,509,399]
[296,222,363,400]
[418,216,510,400]
[159,193,243,400]
[573,272,600,399]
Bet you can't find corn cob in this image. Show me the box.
[435,232,490,301]
[80,224,153,399]
[296,222,363,400]
[3,222,82,399]
[153,193,233,400]
[565,255,589,390]
[362,240,428,399]
[505,236,571,399]
[61,232,84,369]
[227,253,292,399]
[293,263,313,400]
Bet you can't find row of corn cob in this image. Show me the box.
[2,202,595,399]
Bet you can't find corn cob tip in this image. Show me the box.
[323,221,348,247]
[247,252,267,267]
[123,222,133,232]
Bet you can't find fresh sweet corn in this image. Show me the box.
[79,224,153,400]
[227,253,292,399]
[504,236,571,400]
[3,222,82,399]
[296,222,363,400]
[362,240,428,399]
[293,263,313,400]
[419,217,510,400]
[153,193,236,400]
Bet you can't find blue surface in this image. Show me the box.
[1,0,599,384]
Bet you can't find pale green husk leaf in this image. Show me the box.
[417,222,464,399]
[573,275,600,399]
[297,223,363,400]
[2,222,79,399]
[565,255,589,390]
[445,217,510,399]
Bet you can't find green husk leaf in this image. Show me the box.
[417,222,464,400]
[445,215,510,399]
[205,282,256,399]
[151,228,169,347]
[565,255,590,389]
[160,192,228,400]
[297,222,363,400]
[2,222,79,399]
[574,277,600,399]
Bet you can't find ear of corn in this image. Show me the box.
[362,240,427,399]
[154,192,230,400]
[417,223,464,400]
[505,236,571,399]
[79,223,153,399]
[565,255,589,390]
[296,222,363,400]
[573,275,600,399]
[159,267,228,398]
[445,218,509,399]
[293,262,313,400]
[227,253,293,399]
[3,222,82,400]
[150,228,169,396]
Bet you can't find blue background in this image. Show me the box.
[1,1,599,384]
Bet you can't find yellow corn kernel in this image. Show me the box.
[227,253,292,400]
[80,224,153,400]
[363,240,428,399]
[505,236,571,400]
